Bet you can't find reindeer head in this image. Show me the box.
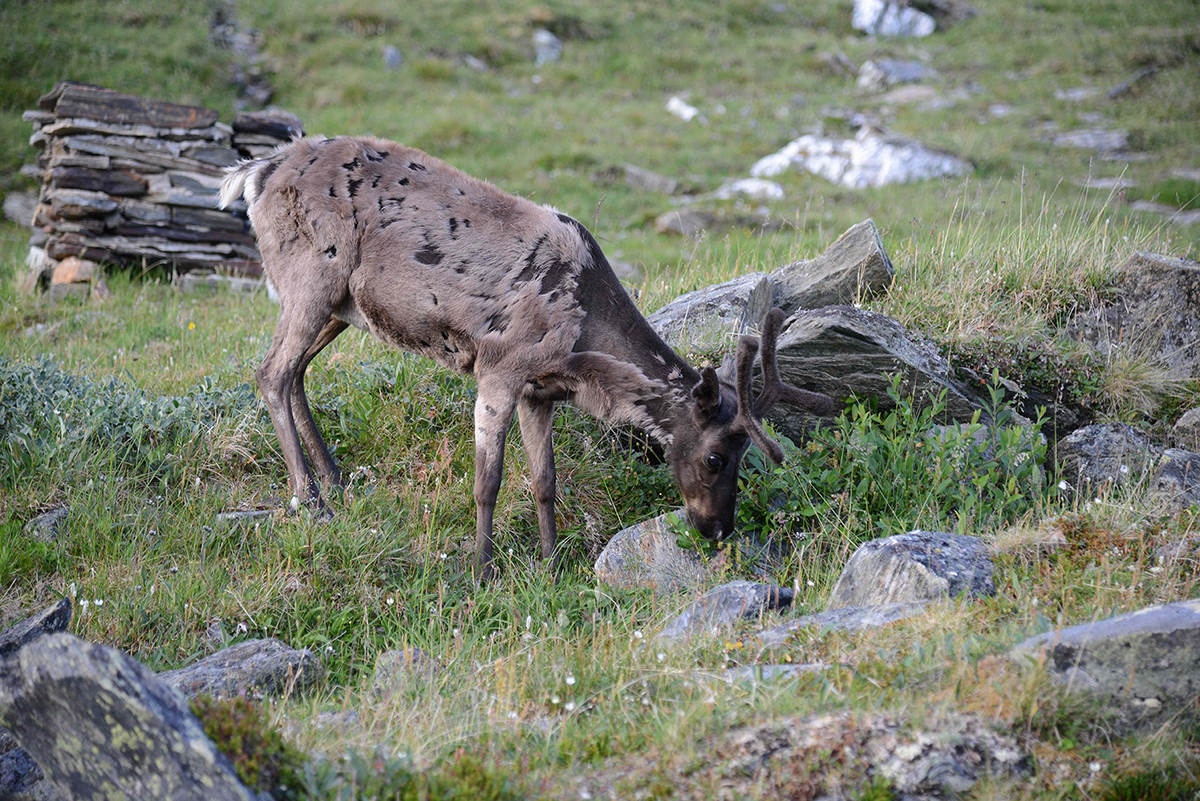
[668,308,833,541]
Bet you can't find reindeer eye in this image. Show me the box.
[704,452,726,472]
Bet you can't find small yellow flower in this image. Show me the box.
[188,322,196,331]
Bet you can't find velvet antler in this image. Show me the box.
[733,308,834,465]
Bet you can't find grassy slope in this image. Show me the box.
[1,0,1200,797]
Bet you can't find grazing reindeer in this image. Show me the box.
[220,136,831,579]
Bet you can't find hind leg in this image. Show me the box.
[257,299,334,513]
[291,318,349,491]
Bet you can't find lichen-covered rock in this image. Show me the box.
[827,531,994,609]
[656,581,793,643]
[1150,448,1200,511]
[0,633,255,801]
[159,637,323,700]
[22,506,69,544]
[1054,422,1161,499]
[564,710,1028,800]
[594,510,707,592]
[1068,252,1200,379]
[1010,598,1200,732]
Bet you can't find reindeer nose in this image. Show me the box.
[686,509,726,541]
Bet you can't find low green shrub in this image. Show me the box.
[0,357,262,486]
[737,373,1053,544]
[191,694,306,799]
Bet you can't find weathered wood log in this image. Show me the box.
[38,82,219,130]
[51,166,148,196]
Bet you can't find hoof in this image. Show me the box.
[475,560,498,583]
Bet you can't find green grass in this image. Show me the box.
[3,0,1200,798]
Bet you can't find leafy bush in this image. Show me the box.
[0,357,262,485]
[737,373,1052,544]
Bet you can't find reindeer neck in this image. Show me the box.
[565,224,699,446]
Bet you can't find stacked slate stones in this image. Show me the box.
[21,82,302,298]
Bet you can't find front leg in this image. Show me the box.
[472,379,519,581]
[517,397,558,569]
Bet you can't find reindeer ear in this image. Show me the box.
[691,367,722,419]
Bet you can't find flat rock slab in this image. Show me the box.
[767,305,987,443]
[594,511,708,593]
[751,131,970,189]
[159,637,323,700]
[1010,598,1200,731]
[646,273,765,352]
[743,219,894,322]
[828,531,994,609]
[566,710,1027,801]
[0,633,254,801]
[656,581,794,643]
[0,598,72,657]
[719,663,827,684]
[757,602,928,647]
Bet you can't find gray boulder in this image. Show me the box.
[827,531,995,609]
[0,598,72,657]
[743,218,894,323]
[763,305,988,443]
[1173,408,1200,452]
[159,637,323,700]
[857,59,934,90]
[757,602,928,647]
[648,219,895,355]
[1150,448,1200,511]
[1054,422,1161,499]
[852,0,937,37]
[621,164,678,194]
[646,272,765,352]
[1068,252,1200,379]
[1010,598,1200,731]
[656,581,793,643]
[594,510,707,592]
[372,647,439,698]
[751,130,971,188]
[22,506,69,544]
[0,633,255,800]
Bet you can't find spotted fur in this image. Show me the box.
[220,136,831,579]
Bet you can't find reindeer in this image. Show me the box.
[219,136,832,579]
